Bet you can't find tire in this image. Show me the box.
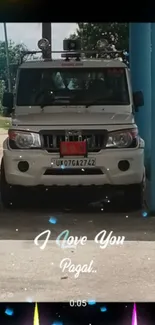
[124,183,144,211]
[0,159,21,209]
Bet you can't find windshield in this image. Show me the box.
[16,67,130,106]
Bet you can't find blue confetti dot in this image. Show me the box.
[61,165,65,169]
[5,308,14,316]
[49,217,57,224]
[142,211,148,218]
[88,299,96,305]
[100,306,107,312]
[52,322,63,325]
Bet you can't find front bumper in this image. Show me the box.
[3,138,145,187]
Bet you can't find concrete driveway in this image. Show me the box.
[0,239,155,302]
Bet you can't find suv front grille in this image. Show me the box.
[40,130,108,153]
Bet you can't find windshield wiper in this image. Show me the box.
[85,97,109,108]
[40,97,71,109]
[34,90,73,108]
[34,89,55,102]
[85,98,126,108]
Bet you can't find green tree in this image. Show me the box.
[0,40,28,90]
[0,80,5,114]
[69,23,129,55]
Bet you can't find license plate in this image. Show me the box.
[60,141,87,156]
[51,158,96,168]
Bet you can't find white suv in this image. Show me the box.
[1,40,145,209]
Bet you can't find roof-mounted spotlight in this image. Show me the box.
[38,38,50,51]
[62,39,81,61]
[96,39,109,50]
[96,39,109,58]
[63,39,81,52]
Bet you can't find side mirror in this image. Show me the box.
[2,92,14,114]
[133,91,144,111]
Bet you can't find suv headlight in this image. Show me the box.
[8,130,41,149]
[106,128,138,148]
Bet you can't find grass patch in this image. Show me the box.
[0,116,11,130]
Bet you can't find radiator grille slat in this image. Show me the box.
[40,130,107,153]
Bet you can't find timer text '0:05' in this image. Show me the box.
[69,300,87,307]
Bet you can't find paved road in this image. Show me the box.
[0,239,155,302]
[1,130,155,302]
[0,196,155,302]
[0,198,153,241]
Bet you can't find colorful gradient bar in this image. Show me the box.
[33,303,40,325]
[132,304,137,325]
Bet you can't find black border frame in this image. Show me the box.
[0,2,154,22]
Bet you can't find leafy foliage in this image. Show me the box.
[0,40,27,115]
[69,23,129,55]
[0,40,28,90]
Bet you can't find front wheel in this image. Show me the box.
[124,183,144,211]
[0,159,21,209]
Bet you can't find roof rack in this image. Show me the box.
[19,49,128,64]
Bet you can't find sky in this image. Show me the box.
[0,23,77,50]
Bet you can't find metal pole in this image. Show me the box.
[42,23,51,59]
[129,23,151,181]
[3,23,12,92]
[150,23,155,213]
[51,23,52,56]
